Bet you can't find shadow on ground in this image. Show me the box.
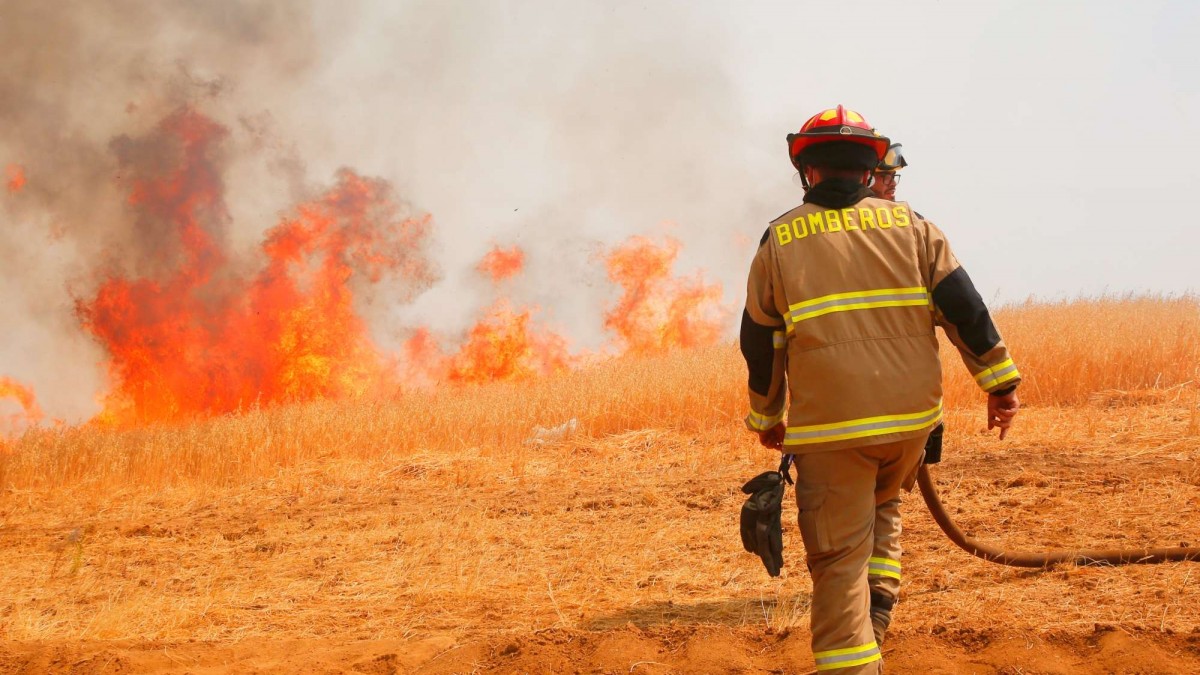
[585,592,812,630]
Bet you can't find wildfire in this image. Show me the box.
[448,245,571,382]
[6,164,26,193]
[399,245,572,384]
[0,376,42,436]
[476,245,524,282]
[76,107,436,426]
[23,104,732,428]
[603,235,728,354]
[447,300,571,383]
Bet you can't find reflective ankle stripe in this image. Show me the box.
[868,556,901,580]
[813,641,882,670]
[784,402,942,446]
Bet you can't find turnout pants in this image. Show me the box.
[793,436,925,674]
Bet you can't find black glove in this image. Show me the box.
[923,423,944,464]
[739,470,786,577]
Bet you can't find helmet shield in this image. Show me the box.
[877,144,908,172]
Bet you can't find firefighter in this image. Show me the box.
[863,138,947,643]
[869,143,906,201]
[740,105,1020,674]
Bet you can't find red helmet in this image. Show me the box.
[786,105,890,174]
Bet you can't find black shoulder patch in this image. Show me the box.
[932,266,1001,356]
[759,227,772,247]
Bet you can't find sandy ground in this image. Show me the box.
[2,399,1199,673]
[5,625,1200,674]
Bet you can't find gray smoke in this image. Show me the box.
[1,0,780,423]
[0,1,325,421]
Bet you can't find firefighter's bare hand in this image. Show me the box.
[758,423,785,451]
[987,390,1020,440]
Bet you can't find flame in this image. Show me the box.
[448,245,570,382]
[603,235,728,354]
[27,105,734,427]
[399,326,446,388]
[400,246,571,385]
[6,164,26,193]
[476,245,525,282]
[1,376,43,435]
[76,107,436,426]
[447,300,571,383]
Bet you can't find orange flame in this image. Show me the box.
[40,107,734,427]
[603,235,728,354]
[6,164,26,193]
[400,246,571,385]
[447,300,571,383]
[477,245,525,283]
[1,376,43,435]
[76,107,436,426]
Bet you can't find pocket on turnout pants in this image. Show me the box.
[795,482,830,554]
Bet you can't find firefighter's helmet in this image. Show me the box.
[876,143,908,173]
[786,105,890,175]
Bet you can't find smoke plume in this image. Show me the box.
[2,0,756,426]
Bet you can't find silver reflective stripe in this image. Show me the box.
[813,642,882,670]
[980,362,1018,389]
[868,557,901,579]
[785,404,942,444]
[747,409,784,431]
[791,290,929,319]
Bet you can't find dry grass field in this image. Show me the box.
[2,296,1200,674]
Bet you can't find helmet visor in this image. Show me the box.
[877,144,907,172]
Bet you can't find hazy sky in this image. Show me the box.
[299,0,1199,305]
[2,0,1198,420]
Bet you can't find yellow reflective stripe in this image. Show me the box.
[789,287,927,312]
[813,641,882,670]
[746,408,785,432]
[814,641,880,659]
[784,414,941,445]
[974,358,1014,382]
[772,331,786,349]
[975,358,1021,392]
[784,402,941,446]
[815,652,883,670]
[788,403,942,434]
[791,297,930,323]
[983,368,1020,391]
[786,287,930,326]
[868,556,901,579]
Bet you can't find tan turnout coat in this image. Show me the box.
[744,195,1020,453]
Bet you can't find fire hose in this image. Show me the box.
[916,464,1200,567]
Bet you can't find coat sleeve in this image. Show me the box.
[741,231,789,431]
[921,219,1021,394]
